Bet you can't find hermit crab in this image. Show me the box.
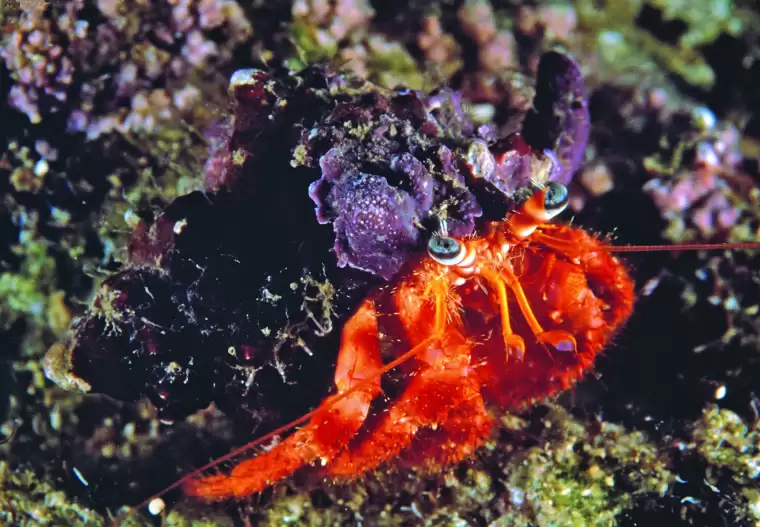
[179,179,635,499]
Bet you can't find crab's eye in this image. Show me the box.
[428,234,465,265]
[543,182,569,215]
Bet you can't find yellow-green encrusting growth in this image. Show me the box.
[577,0,745,87]
[689,406,760,525]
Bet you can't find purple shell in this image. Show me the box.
[309,144,481,280]
[300,82,484,280]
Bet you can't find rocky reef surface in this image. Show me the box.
[2,1,760,526]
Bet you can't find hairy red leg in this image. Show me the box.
[396,379,493,471]
[530,225,588,257]
[314,274,478,477]
[184,300,384,499]
[476,267,528,361]
[324,338,477,477]
[500,264,577,353]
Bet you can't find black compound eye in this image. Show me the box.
[427,234,464,265]
[544,182,569,212]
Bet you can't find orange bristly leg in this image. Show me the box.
[183,300,384,500]
[477,263,576,359]
[498,263,577,353]
[396,381,493,471]
[476,266,527,361]
[325,334,479,477]
[324,276,487,476]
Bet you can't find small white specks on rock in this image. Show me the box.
[72,467,89,487]
[173,218,188,235]
[692,106,717,132]
[229,68,262,88]
[724,296,739,312]
[34,158,49,177]
[122,422,136,439]
[469,103,495,123]
[694,141,720,168]
[148,497,165,516]
[123,209,141,228]
[509,487,525,505]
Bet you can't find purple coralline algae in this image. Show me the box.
[574,79,752,243]
[45,51,591,424]
[300,90,483,279]
[642,108,750,241]
[458,0,518,76]
[417,13,461,69]
[522,49,590,186]
[291,0,375,48]
[2,0,251,137]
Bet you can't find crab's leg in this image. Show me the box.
[498,264,577,353]
[324,275,483,476]
[324,331,479,477]
[396,382,493,471]
[184,300,384,500]
[478,267,527,361]
[485,183,576,354]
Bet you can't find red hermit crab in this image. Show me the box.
[173,180,635,500]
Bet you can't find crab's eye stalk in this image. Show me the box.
[427,235,465,266]
[543,182,569,217]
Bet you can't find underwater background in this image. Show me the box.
[2,0,760,525]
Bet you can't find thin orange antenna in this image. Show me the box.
[610,241,760,253]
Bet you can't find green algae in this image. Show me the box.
[287,19,339,68]
[113,503,234,527]
[0,104,209,527]
[0,240,62,332]
[493,406,673,527]
[692,406,760,482]
[363,36,426,90]
[686,406,760,525]
[648,0,743,49]
[577,0,745,87]
[0,461,105,527]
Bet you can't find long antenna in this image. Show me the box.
[610,241,760,253]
